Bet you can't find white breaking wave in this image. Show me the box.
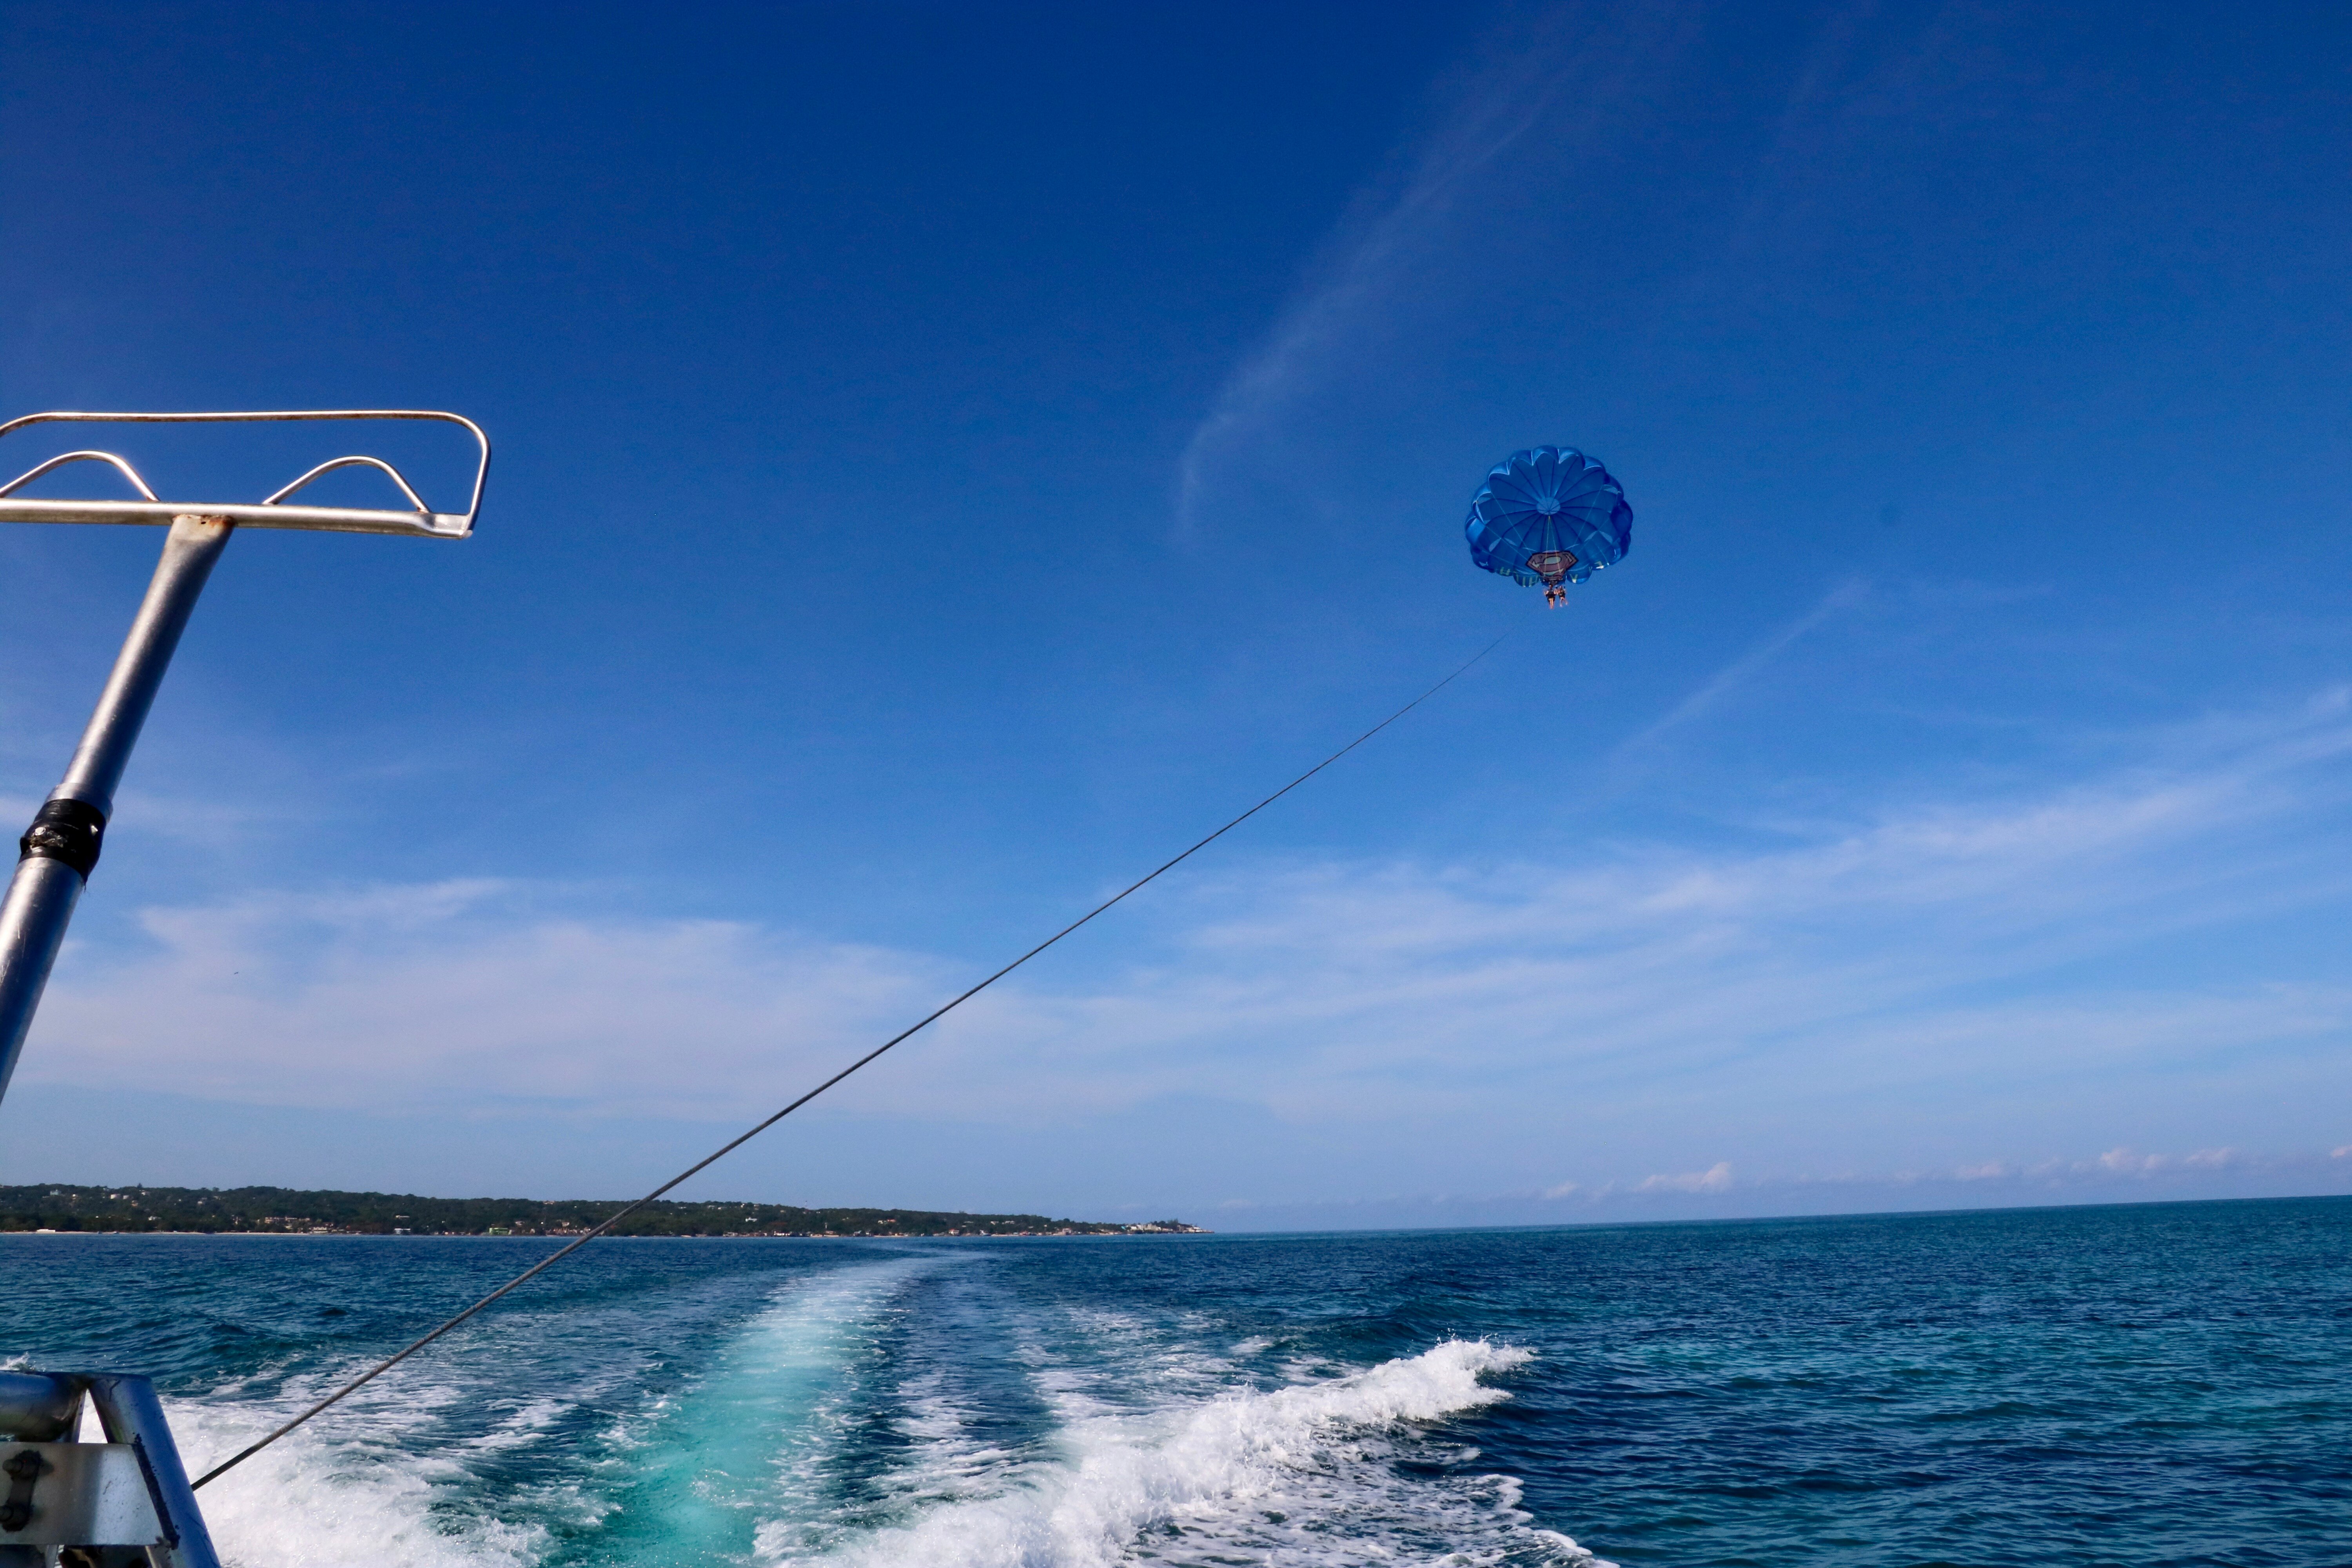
[166,1383,564,1568]
[763,1339,1610,1568]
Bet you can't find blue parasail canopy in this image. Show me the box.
[1465,446,1632,606]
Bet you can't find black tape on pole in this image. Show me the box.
[17,800,106,879]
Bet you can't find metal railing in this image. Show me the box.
[0,1370,221,1568]
[0,410,490,539]
[0,410,489,1106]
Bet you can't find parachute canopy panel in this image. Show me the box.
[1465,446,1632,606]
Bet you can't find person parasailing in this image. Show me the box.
[1464,445,1632,608]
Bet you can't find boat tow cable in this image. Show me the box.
[190,629,1511,1490]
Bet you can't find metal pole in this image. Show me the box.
[0,514,233,1105]
[82,1375,224,1568]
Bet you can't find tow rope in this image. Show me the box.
[191,628,1510,1489]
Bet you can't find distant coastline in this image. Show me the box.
[0,1183,1207,1238]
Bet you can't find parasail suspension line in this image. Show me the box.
[188,626,1512,1491]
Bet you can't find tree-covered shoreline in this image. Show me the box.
[0,1184,1204,1237]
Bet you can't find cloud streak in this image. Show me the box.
[1637,1161,1733,1193]
[1610,577,1869,764]
[1171,6,1686,537]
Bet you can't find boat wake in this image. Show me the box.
[772,1338,1606,1568]
[147,1253,1597,1568]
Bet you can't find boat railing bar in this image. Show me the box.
[0,409,490,1111]
[0,1370,222,1568]
[0,410,491,539]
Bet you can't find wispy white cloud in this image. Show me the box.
[1171,7,1685,538]
[29,882,953,1119]
[2073,1145,2249,1176]
[1172,86,1530,535]
[1325,1140,2348,1230]
[21,690,2352,1199]
[1610,577,1868,764]
[1532,1142,2315,1207]
[1635,1161,1733,1194]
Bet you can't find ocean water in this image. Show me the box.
[3,1197,2348,1567]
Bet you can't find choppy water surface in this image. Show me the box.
[4,1197,2348,1567]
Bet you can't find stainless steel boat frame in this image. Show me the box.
[0,410,490,539]
[0,1371,221,1568]
[0,410,490,1105]
[0,410,489,1562]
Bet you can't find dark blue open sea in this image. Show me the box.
[5,1197,2348,1567]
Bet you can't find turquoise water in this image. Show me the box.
[4,1196,2347,1566]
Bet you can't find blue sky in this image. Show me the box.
[2,0,2348,1228]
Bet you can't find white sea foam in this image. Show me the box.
[879,1370,1022,1501]
[142,1267,1593,1568]
[761,1339,1611,1568]
[632,1255,941,1552]
[168,1383,562,1568]
[168,1257,935,1568]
